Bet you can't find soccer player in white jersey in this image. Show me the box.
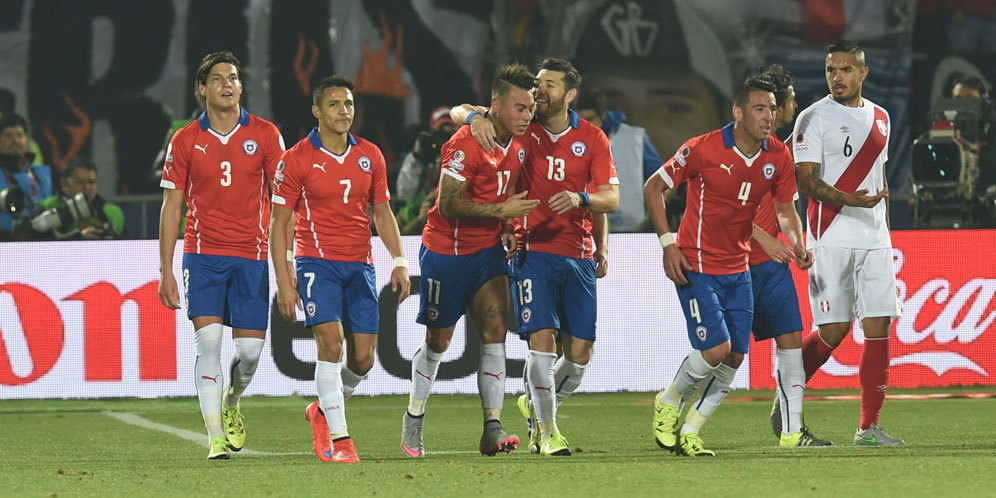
[792,39,904,446]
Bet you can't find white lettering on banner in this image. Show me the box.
[2,232,996,399]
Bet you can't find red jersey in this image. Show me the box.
[517,111,618,259]
[748,135,796,266]
[272,129,390,263]
[422,125,528,255]
[658,122,796,275]
[161,107,284,260]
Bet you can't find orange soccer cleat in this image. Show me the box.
[305,401,333,462]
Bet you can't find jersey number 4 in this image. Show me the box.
[737,182,751,206]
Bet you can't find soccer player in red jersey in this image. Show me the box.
[793,40,903,446]
[269,76,410,463]
[453,58,620,456]
[158,52,285,460]
[400,63,539,458]
[644,75,808,457]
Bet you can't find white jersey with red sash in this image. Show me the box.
[792,95,891,249]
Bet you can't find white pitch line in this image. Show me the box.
[103,411,307,456]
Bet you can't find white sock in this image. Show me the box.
[226,337,264,408]
[340,364,365,400]
[478,343,507,420]
[408,342,443,416]
[194,323,224,440]
[658,350,717,406]
[554,357,587,408]
[776,347,806,435]
[680,363,736,436]
[315,360,348,438]
[526,350,558,435]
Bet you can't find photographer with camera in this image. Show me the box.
[0,112,52,240]
[952,77,996,200]
[394,106,456,234]
[37,156,124,240]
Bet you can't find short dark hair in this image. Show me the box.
[538,57,582,92]
[491,62,535,100]
[733,75,777,111]
[0,111,29,136]
[194,51,244,107]
[954,76,988,97]
[64,156,97,178]
[761,64,794,107]
[827,39,866,67]
[312,75,355,106]
[576,86,607,118]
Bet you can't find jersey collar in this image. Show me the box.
[532,108,581,129]
[308,127,357,149]
[198,106,251,131]
[721,121,769,151]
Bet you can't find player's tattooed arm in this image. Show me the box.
[438,174,538,218]
[796,162,887,208]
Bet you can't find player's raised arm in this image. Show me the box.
[796,161,886,208]
[437,173,538,218]
[158,188,184,309]
[450,104,496,150]
[269,203,302,322]
[372,201,411,303]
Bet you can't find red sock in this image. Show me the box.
[801,331,834,381]
[859,337,890,430]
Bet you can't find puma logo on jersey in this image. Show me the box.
[719,163,733,175]
[162,165,173,177]
[312,162,326,172]
[531,132,541,144]
[193,143,209,155]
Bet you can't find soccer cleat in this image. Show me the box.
[780,426,833,447]
[305,401,333,462]
[652,391,680,451]
[678,433,716,457]
[207,435,230,460]
[854,423,905,447]
[331,437,360,463]
[400,411,425,458]
[480,420,519,456]
[769,396,782,439]
[539,432,572,456]
[517,394,540,454]
[221,398,246,451]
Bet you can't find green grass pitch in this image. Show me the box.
[2,389,994,497]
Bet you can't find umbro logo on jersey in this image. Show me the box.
[840,126,850,133]
[312,162,326,172]
[531,132,541,144]
[719,163,733,175]
[193,143,209,155]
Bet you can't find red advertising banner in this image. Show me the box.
[749,229,996,389]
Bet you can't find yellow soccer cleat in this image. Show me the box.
[517,394,541,454]
[208,435,230,460]
[678,433,716,457]
[540,432,572,456]
[221,400,246,451]
[653,391,680,451]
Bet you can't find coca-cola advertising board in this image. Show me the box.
[1,231,992,399]
[749,229,996,389]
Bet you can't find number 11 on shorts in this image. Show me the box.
[426,278,441,304]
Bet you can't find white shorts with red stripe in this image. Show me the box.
[808,246,901,326]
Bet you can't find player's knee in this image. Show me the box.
[722,352,745,369]
[349,353,375,375]
[479,326,507,344]
[701,343,731,366]
[425,334,450,354]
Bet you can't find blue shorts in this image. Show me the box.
[510,250,597,341]
[182,253,269,330]
[674,270,753,354]
[750,260,804,341]
[416,244,509,328]
[296,257,378,333]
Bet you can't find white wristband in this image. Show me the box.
[393,257,409,269]
[286,250,293,262]
[659,233,676,249]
